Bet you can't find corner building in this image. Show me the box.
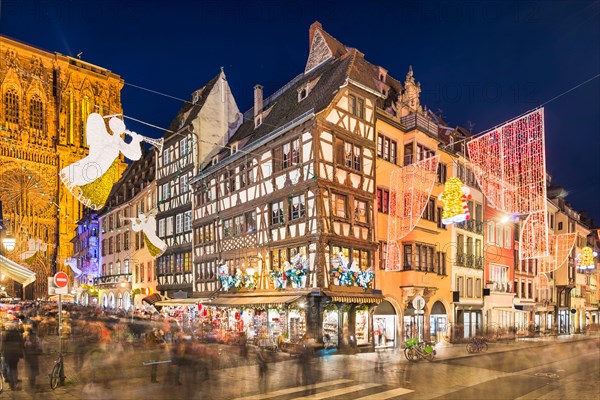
[191,22,385,350]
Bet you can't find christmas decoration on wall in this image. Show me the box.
[577,247,597,270]
[330,253,374,289]
[269,269,286,289]
[386,155,439,271]
[59,113,163,210]
[284,254,308,288]
[64,257,82,277]
[467,108,548,260]
[539,233,576,274]
[438,177,471,224]
[126,213,167,257]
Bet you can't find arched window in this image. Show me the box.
[81,94,91,145]
[29,94,44,130]
[5,88,20,124]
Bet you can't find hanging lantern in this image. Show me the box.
[438,177,471,225]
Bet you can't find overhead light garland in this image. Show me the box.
[467,108,548,260]
[386,155,439,271]
[539,233,577,274]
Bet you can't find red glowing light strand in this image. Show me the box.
[538,233,577,274]
[467,109,548,259]
[386,155,439,271]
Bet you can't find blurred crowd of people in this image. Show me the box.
[0,302,321,397]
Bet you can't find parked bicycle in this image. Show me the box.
[49,352,66,389]
[403,338,436,362]
[466,336,488,354]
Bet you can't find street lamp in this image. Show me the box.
[2,232,16,252]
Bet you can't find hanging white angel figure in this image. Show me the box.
[64,257,82,277]
[20,238,50,264]
[126,211,167,257]
[60,113,144,210]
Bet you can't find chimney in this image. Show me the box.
[254,84,263,127]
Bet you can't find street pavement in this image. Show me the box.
[2,333,598,399]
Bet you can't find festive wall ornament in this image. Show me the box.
[577,247,596,269]
[386,155,439,271]
[331,253,354,286]
[59,113,144,210]
[269,269,286,289]
[539,233,576,274]
[284,254,308,288]
[467,108,548,259]
[438,177,471,224]
[126,213,167,257]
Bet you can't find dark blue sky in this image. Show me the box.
[2,0,599,224]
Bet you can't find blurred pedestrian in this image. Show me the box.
[145,328,164,383]
[3,324,24,390]
[257,347,269,392]
[24,330,41,389]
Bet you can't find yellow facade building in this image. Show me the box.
[0,35,123,298]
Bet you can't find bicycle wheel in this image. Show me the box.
[404,347,418,362]
[50,363,61,389]
[466,342,474,353]
[0,370,3,393]
[481,342,488,353]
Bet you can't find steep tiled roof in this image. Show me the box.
[164,72,221,138]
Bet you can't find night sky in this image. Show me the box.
[2,0,599,224]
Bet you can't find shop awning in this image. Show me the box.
[142,293,163,307]
[323,291,384,304]
[0,255,36,286]
[208,295,302,307]
[155,298,206,307]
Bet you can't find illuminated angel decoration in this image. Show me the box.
[577,247,597,270]
[64,257,82,277]
[438,177,471,225]
[59,113,144,210]
[20,238,50,265]
[126,212,167,257]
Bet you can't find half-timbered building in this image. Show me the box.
[156,70,241,298]
[191,22,387,349]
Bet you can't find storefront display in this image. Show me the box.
[322,309,339,348]
[288,309,306,341]
[355,309,369,345]
[267,309,286,340]
[374,315,395,348]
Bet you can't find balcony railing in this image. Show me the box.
[457,253,484,269]
[93,273,132,286]
[491,281,512,293]
[456,220,484,235]
[401,113,438,136]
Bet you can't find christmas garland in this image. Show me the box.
[218,265,257,290]
[283,254,308,288]
[269,269,286,289]
[331,253,375,289]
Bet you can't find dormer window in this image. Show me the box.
[298,87,308,102]
[231,142,238,156]
[178,117,185,129]
[212,155,219,166]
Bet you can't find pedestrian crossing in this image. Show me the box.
[231,379,414,400]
